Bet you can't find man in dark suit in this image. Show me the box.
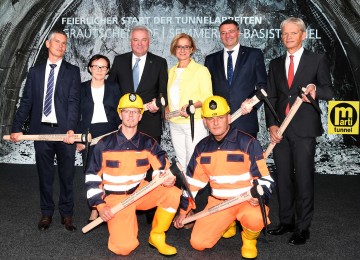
[205,19,267,138]
[108,25,168,143]
[265,17,334,245]
[10,30,81,231]
[108,25,168,223]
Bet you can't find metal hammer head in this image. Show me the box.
[297,86,322,114]
[170,158,195,202]
[255,87,280,123]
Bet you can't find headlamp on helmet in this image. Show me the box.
[201,96,230,118]
[117,93,144,114]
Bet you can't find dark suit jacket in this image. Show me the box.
[12,60,81,134]
[108,52,168,138]
[77,80,121,135]
[265,49,334,137]
[204,45,267,134]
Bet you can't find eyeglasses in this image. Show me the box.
[90,65,108,71]
[175,45,192,50]
[220,29,238,36]
[121,109,141,115]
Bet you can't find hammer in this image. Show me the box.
[231,87,280,123]
[264,86,321,158]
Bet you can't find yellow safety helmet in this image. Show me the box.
[201,95,230,118]
[117,93,144,114]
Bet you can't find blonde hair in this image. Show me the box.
[169,33,197,56]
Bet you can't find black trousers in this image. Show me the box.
[34,125,76,217]
[273,127,316,231]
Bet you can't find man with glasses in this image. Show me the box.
[108,25,168,223]
[85,93,181,256]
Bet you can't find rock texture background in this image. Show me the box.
[0,0,359,174]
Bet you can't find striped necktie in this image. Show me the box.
[43,64,57,116]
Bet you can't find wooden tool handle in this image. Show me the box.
[3,133,89,142]
[231,94,261,123]
[182,189,253,225]
[81,164,181,234]
[264,96,303,158]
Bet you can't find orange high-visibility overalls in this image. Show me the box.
[181,127,272,250]
[86,130,181,255]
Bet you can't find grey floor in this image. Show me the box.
[0,164,359,260]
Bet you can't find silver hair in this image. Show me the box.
[47,29,67,41]
[130,25,151,39]
[280,17,306,32]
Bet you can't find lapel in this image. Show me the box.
[138,52,153,91]
[231,46,246,86]
[279,54,288,90]
[38,63,46,104]
[55,61,66,95]
[103,80,111,105]
[85,80,94,104]
[125,52,136,93]
[292,49,308,89]
[216,50,227,83]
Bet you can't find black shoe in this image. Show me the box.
[61,216,77,231]
[267,224,295,235]
[288,230,310,245]
[38,215,52,230]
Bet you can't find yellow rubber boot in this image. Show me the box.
[148,207,177,256]
[222,221,237,238]
[241,226,260,259]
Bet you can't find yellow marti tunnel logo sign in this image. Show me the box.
[328,101,359,134]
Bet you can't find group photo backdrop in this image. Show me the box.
[0,0,359,174]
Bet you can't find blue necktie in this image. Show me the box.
[133,58,140,91]
[43,64,57,116]
[227,51,234,86]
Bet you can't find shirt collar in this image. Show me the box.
[116,127,141,148]
[224,43,240,54]
[132,53,147,62]
[287,46,304,59]
[46,59,62,67]
[208,125,238,144]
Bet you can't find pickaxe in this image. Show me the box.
[182,184,264,225]
[144,94,166,113]
[165,100,196,120]
[264,86,321,158]
[231,88,280,124]
[82,160,183,233]
[166,100,196,140]
[3,132,92,143]
[82,128,91,170]
[170,158,195,206]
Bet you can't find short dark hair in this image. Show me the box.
[219,19,240,30]
[87,54,111,75]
